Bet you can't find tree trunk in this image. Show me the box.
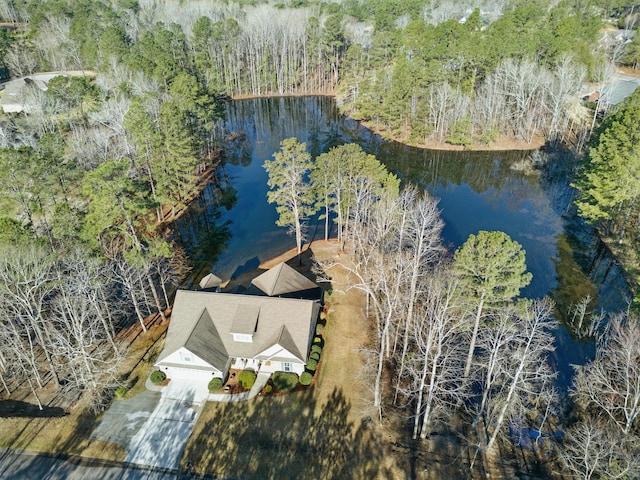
[26,376,43,411]
[413,354,429,439]
[324,202,329,241]
[128,285,147,333]
[463,291,486,382]
[419,348,442,440]
[145,265,167,322]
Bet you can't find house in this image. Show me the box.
[600,79,640,106]
[154,284,321,385]
[0,74,60,113]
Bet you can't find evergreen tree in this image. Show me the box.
[453,230,532,381]
[574,93,640,242]
[264,138,316,263]
[81,159,153,250]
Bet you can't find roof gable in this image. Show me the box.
[275,325,304,361]
[185,309,229,371]
[199,273,222,289]
[255,325,305,362]
[251,262,318,296]
[156,307,229,372]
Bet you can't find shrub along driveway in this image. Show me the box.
[93,378,209,470]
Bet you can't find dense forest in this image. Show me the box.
[0,0,638,477]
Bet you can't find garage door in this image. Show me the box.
[165,366,213,384]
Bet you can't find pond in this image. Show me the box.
[174,96,631,389]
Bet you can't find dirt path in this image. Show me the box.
[306,241,372,420]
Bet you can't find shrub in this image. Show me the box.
[310,351,320,361]
[311,344,322,355]
[150,370,166,385]
[264,385,273,394]
[313,335,323,346]
[208,377,224,392]
[306,358,318,372]
[272,372,299,392]
[299,372,313,386]
[315,323,325,335]
[238,369,257,389]
[114,386,127,398]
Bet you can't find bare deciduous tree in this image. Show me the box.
[0,246,60,385]
[559,418,640,480]
[4,45,39,77]
[572,312,640,436]
[405,272,466,439]
[472,298,557,452]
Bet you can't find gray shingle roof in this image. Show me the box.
[231,303,260,334]
[156,290,319,366]
[199,273,222,289]
[251,262,319,296]
[601,80,640,106]
[186,309,229,371]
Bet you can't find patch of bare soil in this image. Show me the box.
[217,369,250,394]
[618,66,640,77]
[419,134,546,152]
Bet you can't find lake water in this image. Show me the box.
[175,96,631,388]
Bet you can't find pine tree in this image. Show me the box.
[453,230,532,382]
[264,138,316,263]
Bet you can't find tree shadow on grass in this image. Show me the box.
[0,400,67,418]
[184,387,395,479]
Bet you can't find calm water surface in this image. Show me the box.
[175,96,631,388]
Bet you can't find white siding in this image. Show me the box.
[255,345,305,362]
[258,359,305,375]
[162,366,215,384]
[155,347,226,385]
[160,347,215,369]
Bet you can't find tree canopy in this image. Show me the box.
[574,90,640,240]
[264,138,315,261]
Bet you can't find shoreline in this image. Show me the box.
[230,92,547,152]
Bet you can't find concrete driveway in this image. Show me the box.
[93,379,209,470]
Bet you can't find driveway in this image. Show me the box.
[93,379,209,470]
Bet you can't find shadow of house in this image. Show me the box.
[182,388,396,479]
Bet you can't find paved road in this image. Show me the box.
[0,448,183,479]
[602,72,640,105]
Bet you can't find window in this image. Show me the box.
[181,351,193,363]
[282,362,292,372]
[232,333,253,343]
